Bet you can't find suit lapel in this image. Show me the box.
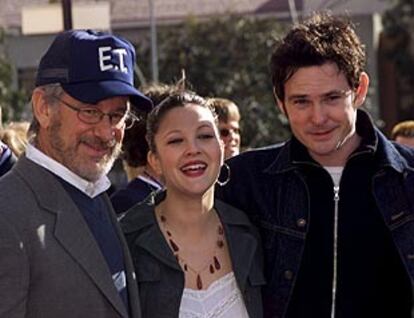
[215,200,258,292]
[135,222,181,271]
[122,203,181,271]
[107,195,142,318]
[15,157,128,318]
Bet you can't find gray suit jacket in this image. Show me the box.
[0,157,141,318]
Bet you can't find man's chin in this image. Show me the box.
[77,169,105,182]
[72,147,120,181]
[74,161,114,182]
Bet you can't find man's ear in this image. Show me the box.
[354,72,370,108]
[273,88,286,115]
[147,151,163,177]
[31,88,55,129]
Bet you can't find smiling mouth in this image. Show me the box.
[181,163,207,176]
[82,142,112,158]
[309,127,336,136]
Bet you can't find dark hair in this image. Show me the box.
[207,98,240,123]
[391,120,414,140]
[146,91,217,153]
[122,83,179,167]
[270,12,366,102]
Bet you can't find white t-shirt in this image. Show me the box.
[179,272,249,318]
[324,166,344,187]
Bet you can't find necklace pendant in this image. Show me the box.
[214,256,221,270]
[196,274,203,290]
[169,239,179,252]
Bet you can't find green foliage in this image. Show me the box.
[136,15,291,148]
[381,0,414,118]
[0,28,27,124]
[382,0,414,80]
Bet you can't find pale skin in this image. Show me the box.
[148,104,233,290]
[219,117,241,159]
[123,163,160,183]
[276,62,369,167]
[32,88,128,181]
[395,136,414,148]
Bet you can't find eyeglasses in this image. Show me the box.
[219,127,241,137]
[52,95,139,129]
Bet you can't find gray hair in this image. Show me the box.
[28,84,65,142]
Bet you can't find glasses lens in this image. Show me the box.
[79,108,102,124]
[109,112,127,126]
[220,128,230,137]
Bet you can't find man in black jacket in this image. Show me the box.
[217,12,414,318]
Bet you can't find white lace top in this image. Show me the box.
[179,272,250,318]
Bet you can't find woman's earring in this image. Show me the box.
[216,163,231,187]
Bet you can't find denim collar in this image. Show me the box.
[264,109,411,175]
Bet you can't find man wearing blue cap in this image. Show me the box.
[0,30,152,318]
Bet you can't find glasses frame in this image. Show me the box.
[219,127,241,138]
[51,95,139,129]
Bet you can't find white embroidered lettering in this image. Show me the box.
[99,46,112,71]
[112,48,128,73]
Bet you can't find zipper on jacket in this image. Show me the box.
[331,186,340,318]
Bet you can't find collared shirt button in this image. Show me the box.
[284,270,294,280]
[297,218,307,228]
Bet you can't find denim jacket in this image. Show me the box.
[121,191,265,318]
[217,110,414,318]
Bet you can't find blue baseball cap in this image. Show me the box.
[35,30,153,111]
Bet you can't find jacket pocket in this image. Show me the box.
[249,269,266,286]
[134,254,182,318]
[245,264,266,318]
[134,254,164,317]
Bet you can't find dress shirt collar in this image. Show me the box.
[25,143,111,198]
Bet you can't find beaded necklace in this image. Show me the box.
[158,210,225,290]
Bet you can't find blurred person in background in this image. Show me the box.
[391,120,414,147]
[0,140,16,176]
[0,107,17,176]
[207,98,241,159]
[110,83,178,214]
[0,121,30,157]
